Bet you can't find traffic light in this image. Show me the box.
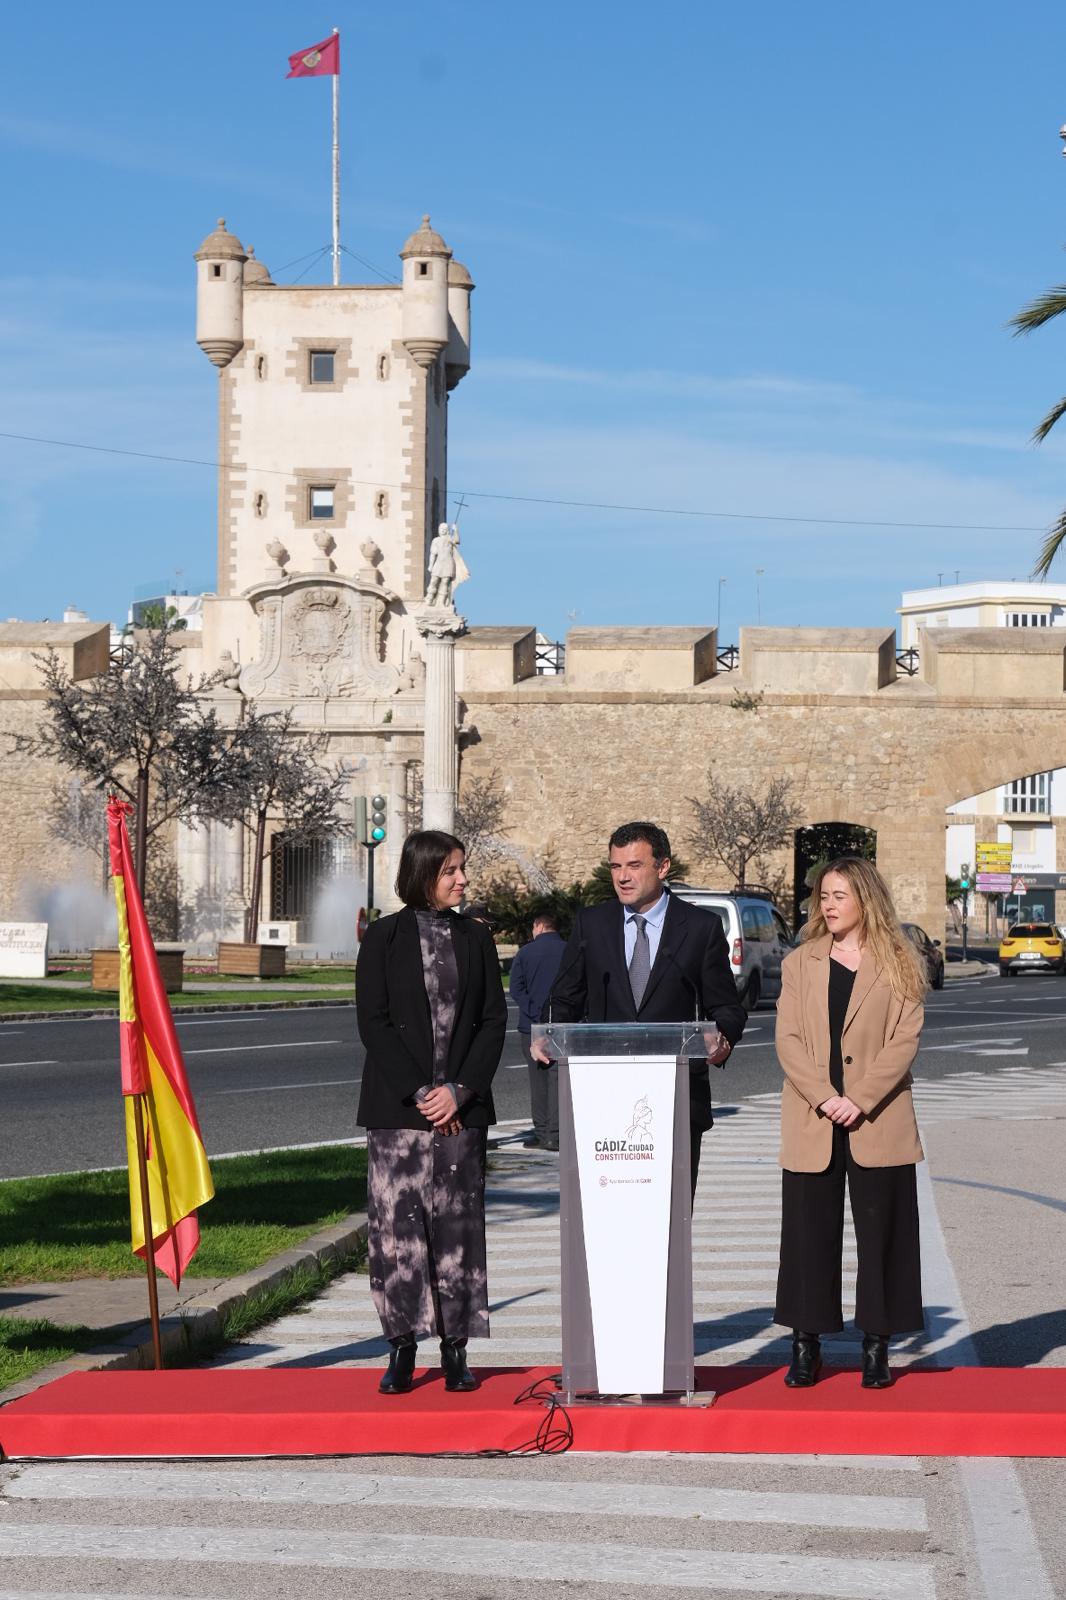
[959,863,971,891]
[369,795,387,844]
[354,796,367,842]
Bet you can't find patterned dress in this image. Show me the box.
[365,909,490,1342]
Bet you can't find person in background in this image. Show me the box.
[509,913,567,1150]
[774,855,927,1391]
[355,831,507,1396]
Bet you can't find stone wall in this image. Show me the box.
[456,625,1066,938]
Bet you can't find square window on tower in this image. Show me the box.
[310,486,335,520]
[309,350,336,384]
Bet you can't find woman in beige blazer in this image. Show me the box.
[774,856,927,1390]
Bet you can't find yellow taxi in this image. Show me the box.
[998,922,1065,978]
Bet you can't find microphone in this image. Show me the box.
[545,930,588,1029]
[656,940,729,1068]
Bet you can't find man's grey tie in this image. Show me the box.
[628,913,651,1009]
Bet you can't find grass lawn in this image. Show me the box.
[0,1144,368,1285]
[0,983,354,1014]
[0,1317,102,1391]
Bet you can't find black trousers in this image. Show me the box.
[774,1126,924,1336]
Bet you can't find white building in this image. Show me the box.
[899,581,1066,928]
[172,215,475,946]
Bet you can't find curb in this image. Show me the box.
[943,962,998,980]
[0,998,355,1025]
[0,1211,368,1407]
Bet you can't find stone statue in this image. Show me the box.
[424,522,470,607]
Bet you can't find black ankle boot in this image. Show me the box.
[784,1331,822,1387]
[440,1335,477,1392]
[861,1333,892,1389]
[379,1336,417,1395]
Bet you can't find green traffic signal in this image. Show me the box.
[370,794,387,845]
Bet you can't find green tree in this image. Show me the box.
[1010,281,1066,574]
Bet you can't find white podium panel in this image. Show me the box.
[537,1024,708,1402]
[569,1056,677,1394]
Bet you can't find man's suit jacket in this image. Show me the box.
[545,893,747,1131]
[356,907,507,1130]
[775,935,924,1171]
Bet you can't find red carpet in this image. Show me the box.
[3,1366,1065,1459]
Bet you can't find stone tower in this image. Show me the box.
[183,215,475,935]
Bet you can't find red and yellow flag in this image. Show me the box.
[286,33,340,78]
[107,799,214,1286]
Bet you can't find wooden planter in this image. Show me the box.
[217,941,288,979]
[92,948,185,993]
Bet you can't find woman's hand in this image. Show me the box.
[818,1094,863,1127]
[419,1084,459,1129]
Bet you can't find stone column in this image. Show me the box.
[413,605,466,832]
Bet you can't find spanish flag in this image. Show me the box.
[107,799,214,1286]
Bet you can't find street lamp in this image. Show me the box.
[717,576,727,632]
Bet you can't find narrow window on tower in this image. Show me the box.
[254,492,266,518]
[211,264,223,279]
[417,261,430,278]
[375,491,388,519]
[310,486,335,520]
[377,353,390,381]
[309,350,336,384]
[256,355,267,380]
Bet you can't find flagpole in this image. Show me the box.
[331,26,340,285]
[133,1096,164,1370]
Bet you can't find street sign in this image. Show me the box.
[976,843,1012,867]
[976,873,1012,893]
[1011,879,1030,894]
[356,907,368,943]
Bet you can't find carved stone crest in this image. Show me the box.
[240,575,401,701]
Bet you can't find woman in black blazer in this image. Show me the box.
[356,829,507,1395]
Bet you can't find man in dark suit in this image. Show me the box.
[534,821,747,1188]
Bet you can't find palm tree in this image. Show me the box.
[1011,282,1066,575]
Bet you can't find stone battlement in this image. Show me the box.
[455,623,1066,702]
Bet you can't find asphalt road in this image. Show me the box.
[4,973,1066,1178]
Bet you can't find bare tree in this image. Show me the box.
[686,776,800,889]
[31,627,241,898]
[455,770,507,868]
[221,706,352,938]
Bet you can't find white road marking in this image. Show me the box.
[5,1464,927,1530]
[0,1059,58,1068]
[184,1040,344,1055]
[212,1078,360,1094]
[917,1162,1057,1599]
[0,1524,937,1596]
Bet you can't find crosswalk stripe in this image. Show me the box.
[4,1465,927,1531]
[0,1524,937,1597]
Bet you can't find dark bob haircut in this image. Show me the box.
[608,821,671,863]
[396,829,465,910]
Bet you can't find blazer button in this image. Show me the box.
[844,1055,853,1065]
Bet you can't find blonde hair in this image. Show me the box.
[802,856,928,1001]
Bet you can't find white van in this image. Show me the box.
[670,886,794,1011]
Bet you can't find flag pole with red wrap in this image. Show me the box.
[107,798,215,1369]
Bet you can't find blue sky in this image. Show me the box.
[4,0,1066,642]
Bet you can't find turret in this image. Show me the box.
[400,215,451,369]
[243,245,274,288]
[194,218,247,367]
[445,260,474,390]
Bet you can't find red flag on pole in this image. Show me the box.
[286,33,340,77]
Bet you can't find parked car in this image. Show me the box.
[670,886,794,1010]
[998,923,1066,977]
[902,922,945,990]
